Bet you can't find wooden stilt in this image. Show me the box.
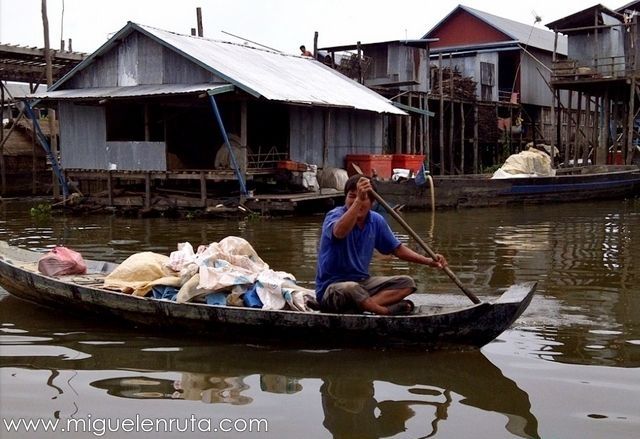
[473,104,479,173]
[626,76,636,164]
[200,171,207,207]
[107,172,113,206]
[460,102,465,174]
[145,173,151,209]
[574,92,582,165]
[439,54,444,175]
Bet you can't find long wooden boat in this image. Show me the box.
[0,242,536,349]
[377,164,640,209]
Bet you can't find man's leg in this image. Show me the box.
[360,276,416,313]
[321,276,416,315]
[322,281,391,314]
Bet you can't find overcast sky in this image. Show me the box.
[0,0,625,55]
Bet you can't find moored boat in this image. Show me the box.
[0,242,536,349]
[376,165,640,209]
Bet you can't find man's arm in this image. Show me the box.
[332,198,363,239]
[393,244,447,269]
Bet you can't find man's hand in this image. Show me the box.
[356,177,372,202]
[431,253,448,269]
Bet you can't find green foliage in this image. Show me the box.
[30,203,52,220]
[482,164,501,174]
[246,211,262,221]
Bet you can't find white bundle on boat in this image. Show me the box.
[170,236,316,311]
[492,147,556,179]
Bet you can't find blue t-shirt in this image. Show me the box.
[315,206,401,301]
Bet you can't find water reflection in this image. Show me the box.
[92,374,255,405]
[0,294,539,439]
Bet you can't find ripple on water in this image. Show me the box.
[141,347,183,352]
[589,330,623,335]
[0,345,91,360]
[109,240,141,245]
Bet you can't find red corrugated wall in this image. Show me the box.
[429,10,511,48]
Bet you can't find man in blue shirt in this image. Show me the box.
[316,175,447,315]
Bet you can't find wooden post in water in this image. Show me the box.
[460,102,465,173]
[107,172,113,206]
[144,173,151,209]
[200,172,207,207]
[565,91,572,166]
[439,54,444,175]
[574,92,582,165]
[473,104,479,173]
[448,55,454,174]
[42,0,60,198]
[395,114,402,154]
[32,108,37,194]
[405,93,412,154]
[626,77,636,164]
[592,96,599,164]
[0,83,4,195]
[556,90,562,164]
[418,94,424,155]
[598,91,610,165]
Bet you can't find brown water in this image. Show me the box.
[1,199,639,438]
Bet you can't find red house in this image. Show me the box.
[424,5,567,107]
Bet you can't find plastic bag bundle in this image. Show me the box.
[37,246,87,276]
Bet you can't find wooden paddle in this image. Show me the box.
[370,188,481,305]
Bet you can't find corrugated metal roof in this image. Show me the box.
[424,5,567,55]
[30,83,230,99]
[461,6,567,55]
[50,22,405,115]
[546,4,622,31]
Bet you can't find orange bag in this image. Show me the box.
[37,246,87,276]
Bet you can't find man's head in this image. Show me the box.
[300,45,306,52]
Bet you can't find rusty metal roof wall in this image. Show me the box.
[30,83,229,99]
[133,24,404,115]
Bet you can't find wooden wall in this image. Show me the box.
[289,107,384,168]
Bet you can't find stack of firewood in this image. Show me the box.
[430,66,477,100]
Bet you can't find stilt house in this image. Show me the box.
[33,22,405,200]
[423,4,569,161]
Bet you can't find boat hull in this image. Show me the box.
[0,245,535,349]
[377,165,640,209]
